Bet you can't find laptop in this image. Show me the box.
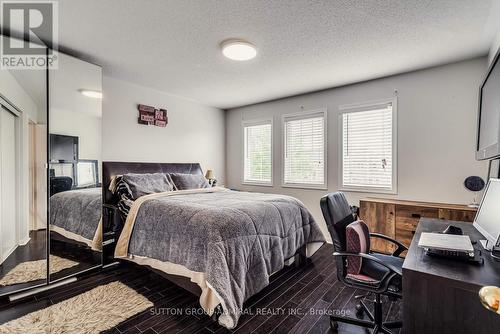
[418,232,474,253]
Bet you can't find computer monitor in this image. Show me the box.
[473,178,500,249]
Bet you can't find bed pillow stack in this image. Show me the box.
[111,172,209,219]
[122,173,176,198]
[111,173,175,219]
[168,173,210,190]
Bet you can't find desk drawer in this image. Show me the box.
[438,209,476,222]
[396,217,418,247]
[396,205,439,220]
[395,206,438,247]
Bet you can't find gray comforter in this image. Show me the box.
[125,189,325,328]
[50,188,101,242]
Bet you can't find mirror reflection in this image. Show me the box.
[49,52,102,282]
[0,36,48,295]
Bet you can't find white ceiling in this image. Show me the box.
[9,51,102,118]
[49,52,102,118]
[12,0,500,109]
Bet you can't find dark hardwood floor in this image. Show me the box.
[0,230,102,296]
[49,232,102,281]
[0,230,47,275]
[0,244,402,333]
[0,230,47,295]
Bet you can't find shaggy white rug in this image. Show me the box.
[0,281,153,334]
[0,255,79,286]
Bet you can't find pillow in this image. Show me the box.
[345,220,370,275]
[111,175,134,219]
[168,173,209,190]
[122,172,175,198]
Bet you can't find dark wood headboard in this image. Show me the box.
[102,161,203,205]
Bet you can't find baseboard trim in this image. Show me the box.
[18,237,31,246]
[0,244,18,265]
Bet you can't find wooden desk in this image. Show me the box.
[402,219,500,333]
[359,198,477,253]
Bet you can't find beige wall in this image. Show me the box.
[488,1,500,65]
[102,77,226,182]
[489,31,500,64]
[34,124,47,231]
[225,58,489,241]
[50,108,102,167]
[0,70,39,122]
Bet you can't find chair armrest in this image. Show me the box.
[333,251,402,277]
[370,233,408,257]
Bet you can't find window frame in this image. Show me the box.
[338,98,398,194]
[281,108,328,190]
[241,118,274,187]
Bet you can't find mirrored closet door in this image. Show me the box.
[48,52,103,282]
[0,36,48,296]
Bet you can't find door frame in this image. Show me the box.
[28,120,36,231]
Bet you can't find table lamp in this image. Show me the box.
[205,169,216,186]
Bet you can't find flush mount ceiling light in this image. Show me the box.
[79,89,102,99]
[221,39,257,61]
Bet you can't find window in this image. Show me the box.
[283,110,327,188]
[340,99,397,193]
[243,120,272,185]
[77,160,98,187]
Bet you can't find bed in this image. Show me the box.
[102,162,326,329]
[49,187,102,250]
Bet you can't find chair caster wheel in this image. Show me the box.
[330,319,339,332]
[355,303,364,317]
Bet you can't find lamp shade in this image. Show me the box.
[205,169,215,179]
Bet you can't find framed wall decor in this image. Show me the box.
[155,109,167,127]
[138,104,168,127]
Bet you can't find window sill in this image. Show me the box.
[282,183,328,190]
[339,186,397,195]
[242,182,274,187]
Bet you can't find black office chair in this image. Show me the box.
[50,176,73,196]
[320,192,407,334]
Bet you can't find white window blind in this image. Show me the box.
[243,121,272,184]
[341,102,395,191]
[284,111,326,187]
